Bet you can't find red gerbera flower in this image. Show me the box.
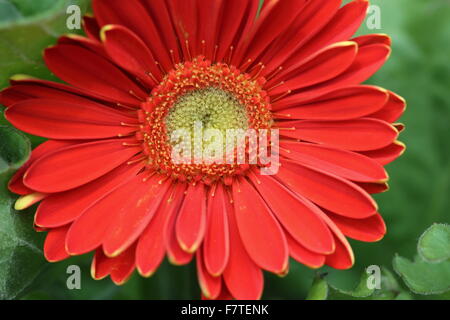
[0,0,405,300]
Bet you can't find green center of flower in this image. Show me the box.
[165,87,249,151]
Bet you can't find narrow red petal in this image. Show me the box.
[310,210,355,269]
[278,43,391,104]
[65,173,148,255]
[232,177,288,273]
[44,44,145,105]
[352,33,392,47]
[101,24,163,87]
[280,118,398,151]
[356,181,389,194]
[269,42,358,95]
[175,182,207,253]
[44,226,70,262]
[215,0,259,62]
[5,98,137,139]
[102,175,172,257]
[93,0,172,70]
[83,16,101,40]
[360,141,406,165]
[141,0,181,63]
[279,141,388,183]
[35,162,142,228]
[233,0,309,67]
[91,245,136,285]
[276,160,377,218]
[248,171,334,254]
[286,232,326,269]
[197,249,222,299]
[223,194,263,300]
[203,183,230,276]
[8,140,74,195]
[369,91,406,123]
[327,211,386,242]
[284,0,369,65]
[24,139,140,193]
[136,183,185,277]
[273,85,388,118]
[261,0,342,76]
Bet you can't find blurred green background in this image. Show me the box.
[0,0,449,300]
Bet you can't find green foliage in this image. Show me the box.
[0,125,30,174]
[418,224,450,263]
[393,256,450,295]
[393,224,450,295]
[0,0,89,89]
[0,126,45,300]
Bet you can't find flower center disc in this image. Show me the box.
[140,56,273,182]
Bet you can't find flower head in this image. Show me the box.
[0,0,405,299]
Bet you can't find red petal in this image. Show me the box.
[101,25,163,87]
[5,98,137,140]
[309,209,355,269]
[7,78,129,108]
[284,0,369,65]
[44,226,70,262]
[369,91,406,123]
[279,141,388,183]
[136,183,185,277]
[215,0,259,62]
[223,193,263,300]
[44,44,145,105]
[196,0,224,61]
[24,139,141,193]
[166,0,199,58]
[93,0,172,70]
[261,0,342,76]
[9,140,74,195]
[276,160,377,219]
[57,34,107,58]
[356,182,389,194]
[360,141,406,165]
[176,182,207,253]
[203,183,230,276]
[233,0,309,67]
[232,177,288,273]
[279,44,391,104]
[286,232,325,269]
[140,0,181,63]
[197,249,222,299]
[269,42,358,95]
[248,171,334,254]
[65,173,149,255]
[280,118,398,151]
[91,245,136,285]
[83,16,101,40]
[35,162,142,228]
[327,211,386,242]
[325,234,354,270]
[164,184,193,265]
[352,34,392,47]
[102,175,172,257]
[273,85,388,118]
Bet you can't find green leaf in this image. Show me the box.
[418,224,450,263]
[305,275,328,300]
[0,0,90,90]
[328,269,376,300]
[0,128,45,299]
[0,125,31,174]
[393,255,450,295]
